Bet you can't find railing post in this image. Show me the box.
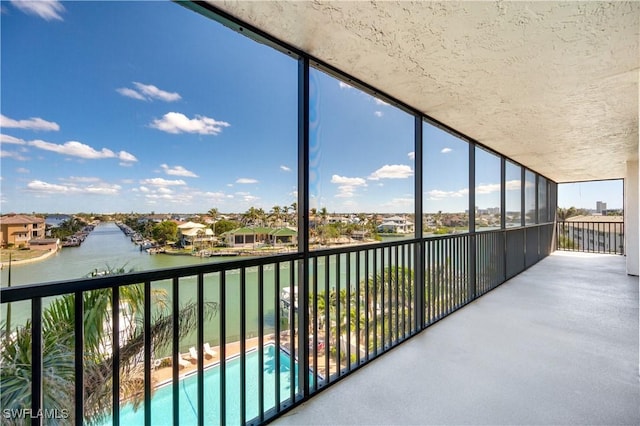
[31,297,43,426]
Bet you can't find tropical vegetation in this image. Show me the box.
[0,266,216,425]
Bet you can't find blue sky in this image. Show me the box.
[0,1,623,215]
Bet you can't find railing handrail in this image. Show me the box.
[0,224,555,303]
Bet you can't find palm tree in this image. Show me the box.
[0,268,217,425]
[208,208,219,236]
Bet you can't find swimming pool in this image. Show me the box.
[101,344,305,425]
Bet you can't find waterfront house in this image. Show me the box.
[177,221,214,247]
[377,215,415,234]
[0,214,46,248]
[222,226,297,248]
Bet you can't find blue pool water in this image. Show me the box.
[103,345,305,425]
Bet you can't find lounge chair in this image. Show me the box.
[203,342,216,359]
[177,354,190,369]
[189,346,198,363]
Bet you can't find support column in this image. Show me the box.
[625,160,638,276]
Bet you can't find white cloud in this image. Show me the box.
[331,175,366,186]
[280,165,292,172]
[157,187,173,195]
[160,164,198,177]
[1,134,26,144]
[116,87,146,101]
[138,186,150,193]
[117,82,181,102]
[408,151,415,160]
[27,180,70,193]
[375,98,389,106]
[84,184,121,195]
[25,179,121,195]
[338,81,353,90]
[475,183,501,195]
[426,188,469,200]
[236,178,258,184]
[28,139,137,162]
[63,176,101,183]
[133,82,181,102]
[16,167,29,174]
[441,147,452,154]
[150,112,230,135]
[118,151,138,162]
[140,178,186,186]
[1,114,59,131]
[10,0,64,21]
[505,180,521,190]
[331,175,367,198]
[0,150,28,161]
[374,111,383,118]
[368,164,413,180]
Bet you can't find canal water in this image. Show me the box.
[1,222,279,349]
[1,222,412,352]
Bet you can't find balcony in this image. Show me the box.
[11,223,637,425]
[274,251,639,425]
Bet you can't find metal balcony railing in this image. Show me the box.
[556,221,624,255]
[0,224,554,425]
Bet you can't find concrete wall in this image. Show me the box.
[625,160,639,276]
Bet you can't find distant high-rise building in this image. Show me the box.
[596,201,607,213]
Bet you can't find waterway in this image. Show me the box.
[1,222,412,352]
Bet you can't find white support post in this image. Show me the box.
[624,160,639,276]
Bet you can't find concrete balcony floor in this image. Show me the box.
[275,251,639,425]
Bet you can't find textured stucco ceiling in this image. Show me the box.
[208,1,639,183]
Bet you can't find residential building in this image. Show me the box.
[377,215,415,234]
[0,214,46,248]
[177,221,214,247]
[562,215,624,253]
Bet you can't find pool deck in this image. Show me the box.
[153,335,276,385]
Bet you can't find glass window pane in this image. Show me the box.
[538,176,547,223]
[423,122,469,236]
[475,147,501,231]
[309,69,415,247]
[1,1,298,283]
[524,170,537,225]
[505,161,522,227]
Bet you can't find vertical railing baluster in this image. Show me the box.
[288,261,295,402]
[401,244,406,339]
[364,249,370,361]
[323,256,329,382]
[380,247,385,350]
[346,252,351,369]
[239,268,246,425]
[112,287,120,426]
[75,291,84,426]
[172,277,179,426]
[394,245,399,344]
[31,297,42,426]
[355,251,361,365]
[312,257,318,390]
[335,254,341,373]
[258,265,264,422]
[274,264,281,410]
[373,249,378,356]
[144,281,152,426]
[219,272,226,426]
[197,274,204,426]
